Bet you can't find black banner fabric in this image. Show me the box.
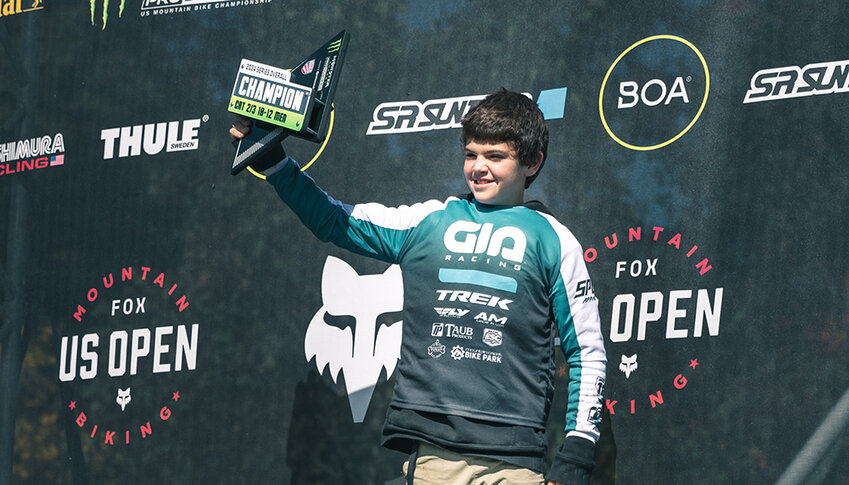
[2,2,848,484]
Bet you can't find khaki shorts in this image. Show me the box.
[402,442,545,485]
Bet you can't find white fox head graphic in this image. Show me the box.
[116,387,131,411]
[619,354,638,379]
[305,256,404,423]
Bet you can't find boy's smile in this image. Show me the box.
[464,141,539,206]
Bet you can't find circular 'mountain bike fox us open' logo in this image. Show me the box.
[59,265,200,446]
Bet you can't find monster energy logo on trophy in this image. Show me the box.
[228,31,350,175]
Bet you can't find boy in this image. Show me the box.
[230,89,607,485]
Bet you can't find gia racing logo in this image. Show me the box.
[599,35,710,151]
[366,87,569,135]
[60,265,200,446]
[583,225,724,417]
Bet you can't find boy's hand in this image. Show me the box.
[229,114,252,140]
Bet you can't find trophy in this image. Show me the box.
[228,30,350,175]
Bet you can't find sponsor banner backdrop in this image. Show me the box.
[1,1,848,484]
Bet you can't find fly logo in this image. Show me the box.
[100,117,206,160]
[443,221,526,263]
[434,307,470,318]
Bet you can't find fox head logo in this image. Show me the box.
[305,256,403,423]
[619,354,638,379]
[116,387,131,411]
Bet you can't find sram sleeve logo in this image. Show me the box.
[443,220,526,263]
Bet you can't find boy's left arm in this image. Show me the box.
[547,240,607,485]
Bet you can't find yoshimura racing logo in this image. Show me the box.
[90,0,125,29]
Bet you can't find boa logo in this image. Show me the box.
[305,256,403,423]
[599,35,710,151]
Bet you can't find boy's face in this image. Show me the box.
[464,140,538,206]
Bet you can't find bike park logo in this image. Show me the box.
[60,265,200,446]
[599,35,710,151]
[0,0,43,19]
[0,133,65,177]
[304,255,403,423]
[100,116,207,160]
[366,87,569,135]
[139,0,272,17]
[743,58,849,104]
[582,225,723,418]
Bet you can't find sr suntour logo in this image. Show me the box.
[366,88,568,135]
[743,59,849,104]
[0,133,65,177]
[100,116,207,160]
[0,0,43,18]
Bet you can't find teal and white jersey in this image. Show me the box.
[268,158,606,444]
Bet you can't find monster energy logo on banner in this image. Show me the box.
[91,0,125,29]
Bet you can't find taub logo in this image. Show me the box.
[60,265,200,446]
[100,116,207,160]
[599,35,709,151]
[583,225,723,417]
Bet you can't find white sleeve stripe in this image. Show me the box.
[349,197,457,230]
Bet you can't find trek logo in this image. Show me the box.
[436,290,512,310]
[444,221,527,263]
[101,117,206,160]
[743,59,849,104]
[366,87,568,135]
